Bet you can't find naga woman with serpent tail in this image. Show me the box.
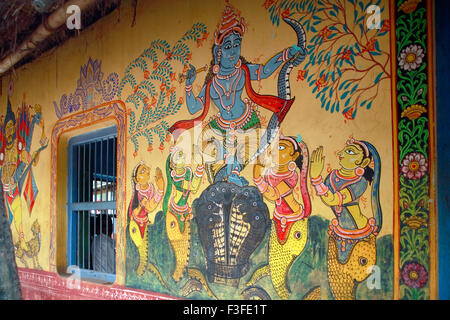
[162,145,204,282]
[128,163,167,286]
[247,135,311,300]
[309,139,382,300]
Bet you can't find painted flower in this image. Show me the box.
[281,8,290,18]
[360,38,377,55]
[398,44,425,71]
[365,38,377,52]
[401,152,428,180]
[402,200,409,209]
[197,37,205,47]
[296,70,306,81]
[262,0,275,10]
[318,27,332,40]
[401,262,428,288]
[150,96,158,107]
[401,104,427,120]
[341,50,352,61]
[315,75,327,91]
[380,19,391,33]
[404,216,427,230]
[197,38,205,48]
[343,107,355,120]
[167,86,176,95]
[79,58,102,87]
[398,0,422,14]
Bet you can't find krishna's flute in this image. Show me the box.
[178,64,209,84]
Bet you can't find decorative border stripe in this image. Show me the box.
[18,268,176,300]
[393,0,437,300]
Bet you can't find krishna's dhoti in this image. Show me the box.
[199,99,261,183]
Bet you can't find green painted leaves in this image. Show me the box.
[120,23,207,155]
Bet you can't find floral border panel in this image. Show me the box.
[394,0,436,300]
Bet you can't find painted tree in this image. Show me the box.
[263,0,391,119]
[119,23,208,156]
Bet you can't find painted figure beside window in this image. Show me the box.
[128,162,167,287]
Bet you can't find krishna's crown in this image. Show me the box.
[214,1,245,45]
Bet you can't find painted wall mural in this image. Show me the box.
[119,23,208,156]
[128,162,167,287]
[3,0,438,301]
[395,0,434,300]
[0,94,47,271]
[246,136,310,300]
[0,164,22,299]
[53,58,120,119]
[124,0,396,300]
[308,139,382,299]
[263,0,391,120]
[49,100,128,283]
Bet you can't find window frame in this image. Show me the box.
[67,125,118,283]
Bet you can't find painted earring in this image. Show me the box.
[214,47,221,74]
[355,167,365,177]
[235,58,242,69]
[288,161,296,172]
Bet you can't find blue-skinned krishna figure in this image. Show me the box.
[169,1,306,187]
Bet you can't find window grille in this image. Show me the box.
[67,126,117,283]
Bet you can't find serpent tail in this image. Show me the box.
[246,264,270,287]
[187,268,217,299]
[148,262,169,291]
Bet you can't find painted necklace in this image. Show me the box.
[212,68,242,113]
[216,67,239,81]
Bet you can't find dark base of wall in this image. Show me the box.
[18,268,177,300]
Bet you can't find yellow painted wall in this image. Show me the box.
[0,0,397,300]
